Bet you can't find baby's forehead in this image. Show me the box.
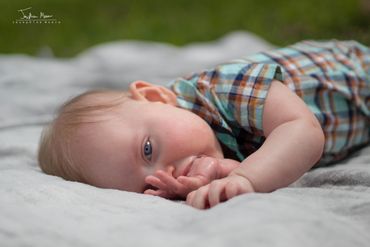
[69,117,118,159]
[78,112,119,133]
[69,94,141,141]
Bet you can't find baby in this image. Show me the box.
[38,40,370,209]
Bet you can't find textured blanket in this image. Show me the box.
[0,31,369,247]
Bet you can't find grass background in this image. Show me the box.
[0,0,369,57]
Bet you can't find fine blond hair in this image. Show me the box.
[38,89,131,183]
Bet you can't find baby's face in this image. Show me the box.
[71,98,224,193]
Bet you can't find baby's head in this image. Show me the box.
[38,88,129,184]
[38,81,224,193]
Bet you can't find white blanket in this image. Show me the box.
[1,31,369,247]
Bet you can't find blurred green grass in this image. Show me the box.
[0,0,369,57]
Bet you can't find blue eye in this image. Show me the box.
[143,139,153,161]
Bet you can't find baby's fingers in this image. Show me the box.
[224,182,239,199]
[143,189,161,196]
[177,175,207,190]
[186,186,210,209]
[145,175,168,192]
[144,189,170,199]
[155,170,187,194]
[208,181,227,208]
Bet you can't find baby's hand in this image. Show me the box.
[177,156,221,191]
[186,174,255,209]
[144,156,220,199]
[143,168,195,199]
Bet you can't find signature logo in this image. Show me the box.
[13,7,61,24]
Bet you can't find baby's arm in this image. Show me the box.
[186,80,325,208]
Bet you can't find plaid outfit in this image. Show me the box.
[168,40,370,165]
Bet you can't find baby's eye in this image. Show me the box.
[143,139,153,161]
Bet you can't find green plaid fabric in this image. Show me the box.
[168,40,370,164]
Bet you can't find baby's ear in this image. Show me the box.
[129,81,177,105]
